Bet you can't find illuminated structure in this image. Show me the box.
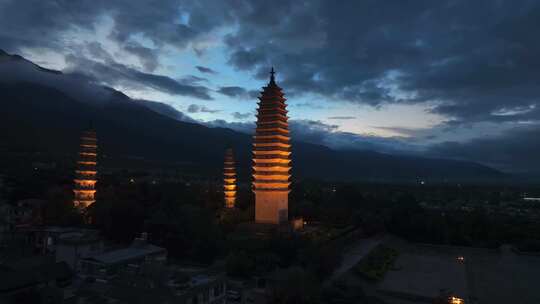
[73,129,98,208]
[223,148,237,208]
[252,68,292,224]
[448,296,464,304]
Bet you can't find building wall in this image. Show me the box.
[183,279,227,304]
[80,249,167,278]
[56,241,103,272]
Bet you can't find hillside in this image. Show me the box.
[0,50,504,183]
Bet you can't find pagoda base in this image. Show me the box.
[224,198,236,209]
[219,206,239,222]
[235,221,293,239]
[255,191,288,225]
[74,200,95,209]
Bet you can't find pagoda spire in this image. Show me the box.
[252,68,292,225]
[269,66,276,84]
[73,128,98,209]
[223,148,237,208]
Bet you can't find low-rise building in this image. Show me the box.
[20,226,98,255]
[69,265,227,304]
[55,230,103,272]
[178,274,227,304]
[81,234,167,279]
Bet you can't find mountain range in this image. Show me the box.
[0,50,505,183]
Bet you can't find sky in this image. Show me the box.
[0,0,539,173]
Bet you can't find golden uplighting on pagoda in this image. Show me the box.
[79,152,97,156]
[449,296,464,304]
[73,179,97,187]
[77,161,97,165]
[252,68,292,225]
[223,148,237,208]
[73,129,98,209]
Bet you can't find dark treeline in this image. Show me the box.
[3,168,540,291]
[291,180,540,249]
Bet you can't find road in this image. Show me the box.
[325,234,386,285]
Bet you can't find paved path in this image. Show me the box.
[325,234,386,285]
[464,257,478,304]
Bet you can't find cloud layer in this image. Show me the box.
[3,0,539,122]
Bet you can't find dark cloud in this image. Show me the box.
[222,0,540,124]
[217,86,258,99]
[0,1,104,51]
[179,75,208,85]
[0,0,235,74]
[0,0,233,51]
[289,123,411,154]
[85,42,115,63]
[204,119,254,133]
[217,0,540,172]
[292,102,326,109]
[0,50,113,105]
[288,120,419,153]
[123,42,159,72]
[3,0,540,125]
[2,0,540,172]
[135,99,198,123]
[428,125,540,173]
[65,54,213,100]
[196,66,217,74]
[218,86,244,96]
[228,47,268,70]
[187,104,220,114]
[328,116,356,120]
[231,111,252,120]
[205,116,419,155]
[4,0,538,124]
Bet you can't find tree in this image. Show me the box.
[43,186,82,226]
[226,250,255,278]
[267,267,320,304]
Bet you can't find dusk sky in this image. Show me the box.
[1,0,539,172]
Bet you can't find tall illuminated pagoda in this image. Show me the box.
[253,68,292,225]
[223,148,237,208]
[73,129,98,208]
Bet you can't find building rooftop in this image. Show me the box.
[69,265,225,304]
[58,230,102,245]
[84,240,165,265]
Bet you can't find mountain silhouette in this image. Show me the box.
[0,50,504,183]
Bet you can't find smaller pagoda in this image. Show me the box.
[73,128,98,208]
[223,148,237,208]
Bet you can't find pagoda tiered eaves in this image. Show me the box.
[73,129,98,208]
[223,148,237,208]
[252,68,292,224]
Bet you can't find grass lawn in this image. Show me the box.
[353,245,398,281]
